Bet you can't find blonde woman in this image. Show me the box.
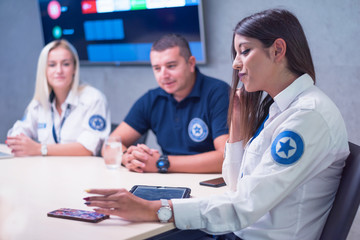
[7,39,110,156]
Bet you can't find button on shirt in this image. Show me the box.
[8,85,110,155]
[172,74,349,240]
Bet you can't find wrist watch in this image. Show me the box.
[41,144,48,156]
[157,199,172,223]
[156,155,170,173]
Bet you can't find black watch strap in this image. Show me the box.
[156,155,170,173]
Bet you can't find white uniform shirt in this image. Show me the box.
[8,85,111,156]
[172,74,349,240]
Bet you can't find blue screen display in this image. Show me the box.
[38,0,206,65]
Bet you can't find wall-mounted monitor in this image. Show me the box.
[38,0,206,65]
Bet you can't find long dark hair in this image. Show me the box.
[228,9,315,144]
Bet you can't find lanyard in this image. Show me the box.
[51,104,71,143]
[250,114,269,144]
[241,114,269,178]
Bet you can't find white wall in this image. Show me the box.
[1,0,359,147]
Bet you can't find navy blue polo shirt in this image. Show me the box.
[124,68,230,155]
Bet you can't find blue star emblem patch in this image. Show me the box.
[188,118,209,142]
[271,130,304,165]
[89,115,106,131]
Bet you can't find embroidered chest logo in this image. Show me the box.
[38,123,47,129]
[271,130,304,165]
[188,118,209,142]
[89,115,106,131]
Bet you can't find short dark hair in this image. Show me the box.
[151,34,192,61]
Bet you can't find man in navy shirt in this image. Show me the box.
[109,34,229,173]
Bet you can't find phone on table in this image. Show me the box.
[199,177,226,188]
[129,185,191,201]
[47,208,109,223]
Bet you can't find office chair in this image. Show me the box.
[320,142,360,240]
[110,123,148,145]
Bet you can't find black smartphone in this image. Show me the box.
[199,177,226,188]
[129,185,191,201]
[47,208,109,223]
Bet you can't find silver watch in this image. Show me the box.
[41,144,48,156]
[157,199,172,223]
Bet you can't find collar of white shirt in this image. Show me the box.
[273,73,314,112]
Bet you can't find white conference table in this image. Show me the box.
[0,145,227,240]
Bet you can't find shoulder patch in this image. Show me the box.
[89,115,106,131]
[188,118,209,142]
[271,130,304,165]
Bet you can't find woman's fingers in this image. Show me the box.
[86,188,125,195]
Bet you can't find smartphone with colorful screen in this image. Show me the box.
[47,208,109,223]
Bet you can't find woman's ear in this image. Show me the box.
[272,38,287,62]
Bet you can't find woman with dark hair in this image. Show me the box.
[84,9,349,239]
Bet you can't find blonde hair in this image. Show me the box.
[32,39,81,111]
